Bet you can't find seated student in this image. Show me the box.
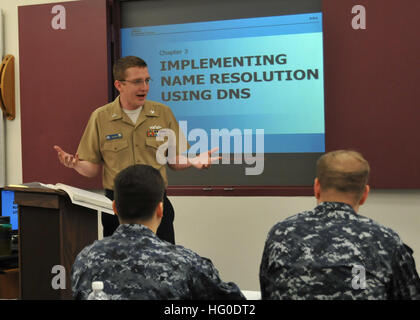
[71,164,245,300]
[259,150,420,300]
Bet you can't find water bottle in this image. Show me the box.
[87,281,109,300]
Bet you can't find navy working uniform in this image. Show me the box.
[259,202,420,300]
[72,224,246,300]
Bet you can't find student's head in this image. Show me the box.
[113,165,165,226]
[113,56,150,109]
[314,150,370,210]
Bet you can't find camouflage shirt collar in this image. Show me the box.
[114,223,156,238]
[314,202,358,218]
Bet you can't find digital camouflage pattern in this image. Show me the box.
[260,202,420,300]
[72,224,245,300]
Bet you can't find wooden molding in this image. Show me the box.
[0,54,15,120]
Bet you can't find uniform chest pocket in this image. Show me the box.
[101,140,130,172]
[145,138,166,150]
[102,140,129,152]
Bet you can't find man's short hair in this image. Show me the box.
[316,150,370,201]
[113,56,148,81]
[114,165,164,221]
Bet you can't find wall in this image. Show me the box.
[18,0,109,189]
[1,0,77,186]
[3,0,420,293]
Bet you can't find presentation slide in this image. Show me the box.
[121,12,325,153]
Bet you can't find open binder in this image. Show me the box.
[39,183,114,215]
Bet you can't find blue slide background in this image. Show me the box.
[121,13,325,153]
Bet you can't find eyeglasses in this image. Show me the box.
[119,78,152,86]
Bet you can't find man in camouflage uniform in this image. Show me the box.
[71,164,245,300]
[259,150,420,299]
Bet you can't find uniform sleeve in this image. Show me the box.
[259,233,283,300]
[259,238,271,299]
[259,223,294,300]
[71,249,91,300]
[389,243,420,299]
[76,111,102,164]
[189,256,246,300]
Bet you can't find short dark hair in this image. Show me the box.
[114,165,164,221]
[316,150,370,201]
[113,56,148,81]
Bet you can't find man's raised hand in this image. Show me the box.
[54,145,79,169]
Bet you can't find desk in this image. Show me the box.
[241,290,261,300]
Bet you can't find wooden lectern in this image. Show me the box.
[5,185,98,300]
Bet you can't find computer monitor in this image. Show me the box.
[1,190,18,234]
